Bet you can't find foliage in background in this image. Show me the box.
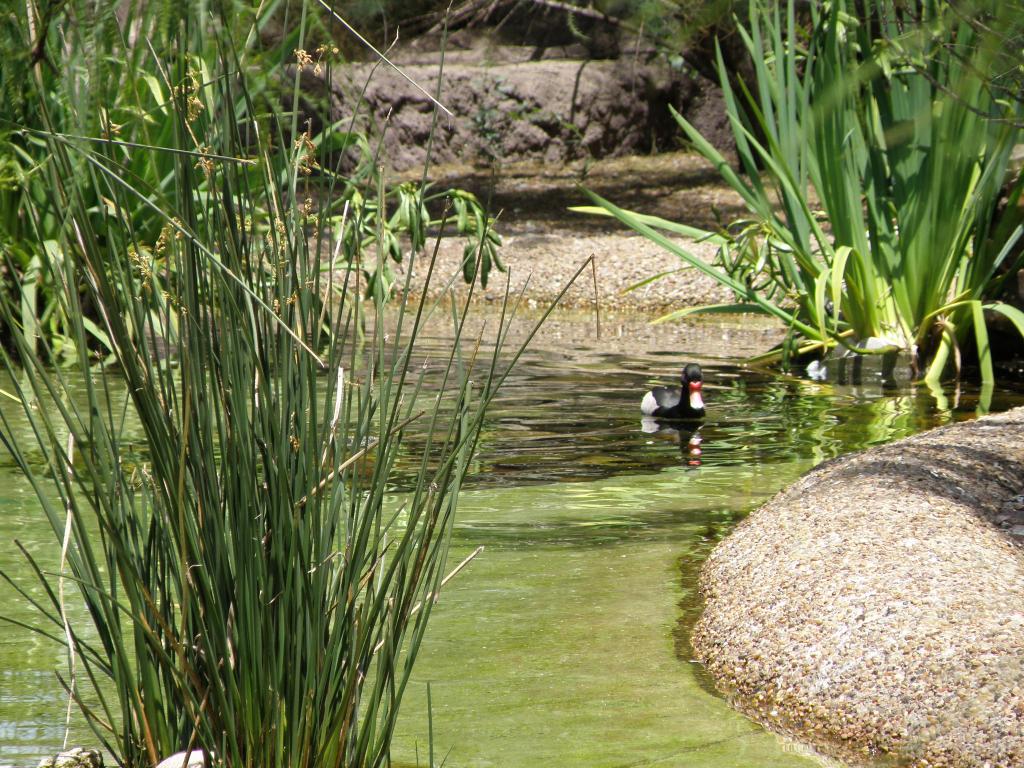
[0,0,546,766]
[581,0,1024,383]
[0,0,501,363]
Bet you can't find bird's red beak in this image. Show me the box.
[689,380,704,410]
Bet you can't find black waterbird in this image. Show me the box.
[640,363,706,421]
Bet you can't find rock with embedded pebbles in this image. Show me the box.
[693,407,1024,767]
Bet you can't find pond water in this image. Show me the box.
[2,314,1022,768]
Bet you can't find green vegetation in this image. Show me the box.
[0,0,501,363]
[0,1,548,766]
[581,0,1024,383]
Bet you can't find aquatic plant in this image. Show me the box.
[580,0,1024,383]
[0,0,501,363]
[0,2,557,766]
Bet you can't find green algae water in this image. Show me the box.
[2,324,1022,767]
[390,468,820,768]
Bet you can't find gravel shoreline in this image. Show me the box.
[394,228,734,313]
[392,152,744,314]
[692,407,1024,767]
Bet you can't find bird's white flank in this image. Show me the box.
[641,390,658,415]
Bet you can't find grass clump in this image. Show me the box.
[580,0,1024,383]
[0,1,532,765]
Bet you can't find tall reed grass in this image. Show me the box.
[0,2,546,765]
[580,0,1024,382]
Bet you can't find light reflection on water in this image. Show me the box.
[1,332,1022,767]
[399,341,1022,488]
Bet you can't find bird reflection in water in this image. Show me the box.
[641,418,704,467]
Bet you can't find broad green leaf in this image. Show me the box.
[622,269,684,294]
[568,205,727,245]
[970,300,994,384]
[984,302,1024,340]
[830,246,851,329]
[813,269,829,342]
[19,253,40,351]
[653,302,773,325]
[81,317,114,354]
[581,186,820,338]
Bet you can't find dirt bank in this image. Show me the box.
[692,407,1024,767]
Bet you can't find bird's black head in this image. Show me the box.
[681,363,705,414]
[682,364,703,384]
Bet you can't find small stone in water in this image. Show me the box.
[37,748,102,768]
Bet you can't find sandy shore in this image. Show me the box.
[392,152,745,314]
[692,408,1024,767]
